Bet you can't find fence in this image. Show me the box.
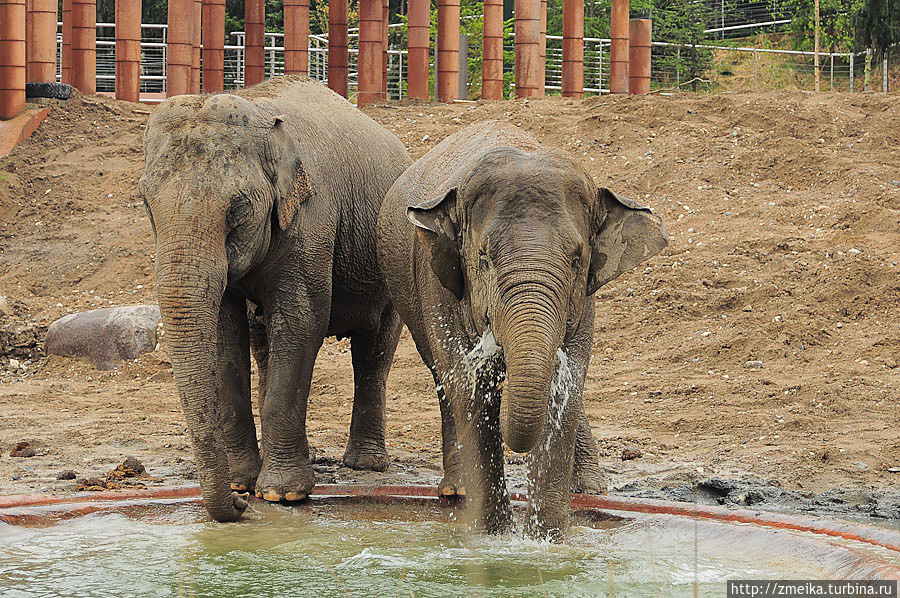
[57,22,890,100]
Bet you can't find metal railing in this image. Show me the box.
[58,22,889,100]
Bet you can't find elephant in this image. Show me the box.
[140,76,412,522]
[376,121,667,539]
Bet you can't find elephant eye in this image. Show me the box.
[478,251,490,271]
[227,198,253,226]
[571,256,581,271]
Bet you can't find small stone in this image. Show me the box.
[892,180,899,187]
[56,470,77,480]
[887,467,900,473]
[10,442,36,457]
[847,248,861,255]
[743,305,753,312]
[745,360,763,368]
[0,295,10,316]
[8,358,20,369]
[621,446,643,461]
[859,359,869,367]
[836,322,844,329]
[884,358,898,369]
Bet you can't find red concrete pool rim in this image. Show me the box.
[3,483,900,574]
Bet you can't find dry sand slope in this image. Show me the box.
[1,89,899,516]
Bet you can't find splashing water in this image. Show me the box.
[462,328,501,376]
[544,347,577,454]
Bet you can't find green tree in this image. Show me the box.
[652,0,716,89]
[781,0,862,51]
[854,0,900,57]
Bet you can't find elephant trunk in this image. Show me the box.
[156,237,245,522]
[495,268,566,454]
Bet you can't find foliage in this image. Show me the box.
[649,0,717,89]
[781,0,863,51]
[853,0,900,57]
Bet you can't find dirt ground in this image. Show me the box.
[1,89,899,518]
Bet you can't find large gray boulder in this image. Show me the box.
[45,305,161,370]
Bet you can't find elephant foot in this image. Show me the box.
[571,464,608,495]
[255,460,315,503]
[229,459,262,493]
[438,474,466,498]
[342,439,389,472]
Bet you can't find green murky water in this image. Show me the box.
[1,499,898,597]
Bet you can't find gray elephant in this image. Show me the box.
[140,76,412,522]
[376,121,667,538]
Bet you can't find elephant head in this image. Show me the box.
[408,147,667,453]
[139,93,309,521]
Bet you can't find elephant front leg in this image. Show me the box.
[343,308,402,471]
[218,291,262,493]
[255,302,323,502]
[435,371,465,497]
[450,379,512,534]
[572,408,607,494]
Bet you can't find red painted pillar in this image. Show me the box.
[61,0,72,84]
[0,0,26,119]
[284,0,309,75]
[24,0,31,78]
[381,0,388,97]
[244,0,264,86]
[357,0,381,106]
[629,18,651,94]
[27,0,56,82]
[537,0,546,96]
[115,0,140,101]
[482,0,502,99]
[436,0,459,102]
[202,0,224,92]
[406,0,428,100]
[166,0,192,96]
[71,0,96,93]
[514,0,540,97]
[561,0,583,98]
[328,0,348,97]
[609,0,629,94]
[191,0,201,92]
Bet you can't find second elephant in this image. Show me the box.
[377,121,667,538]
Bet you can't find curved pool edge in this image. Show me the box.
[3,483,900,575]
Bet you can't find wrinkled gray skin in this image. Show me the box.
[140,76,412,522]
[377,121,667,539]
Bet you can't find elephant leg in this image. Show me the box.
[572,408,607,494]
[218,291,262,493]
[433,368,464,497]
[247,301,269,411]
[570,300,606,494]
[343,307,402,471]
[448,375,511,534]
[255,298,324,503]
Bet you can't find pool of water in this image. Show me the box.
[2,498,899,597]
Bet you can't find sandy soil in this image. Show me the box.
[1,89,899,517]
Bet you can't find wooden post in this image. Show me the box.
[482,0,503,99]
[191,0,201,92]
[814,0,820,91]
[61,0,72,83]
[514,0,540,97]
[382,0,388,97]
[561,0,583,98]
[115,0,141,101]
[407,0,429,100]
[244,0,264,86]
[609,0,628,94]
[436,0,459,102]
[537,0,545,96]
[357,0,382,106]
[284,0,309,75]
[202,0,225,92]
[27,0,56,82]
[166,0,192,96]
[0,0,26,119]
[71,0,96,93]
[628,18,650,94]
[328,0,348,96]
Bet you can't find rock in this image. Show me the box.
[45,305,161,370]
[56,469,77,480]
[745,360,763,368]
[621,446,643,461]
[8,358,20,369]
[0,295,10,316]
[887,467,900,474]
[76,477,108,491]
[10,442,36,457]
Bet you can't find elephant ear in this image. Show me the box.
[587,187,668,295]
[268,114,312,230]
[407,188,465,300]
